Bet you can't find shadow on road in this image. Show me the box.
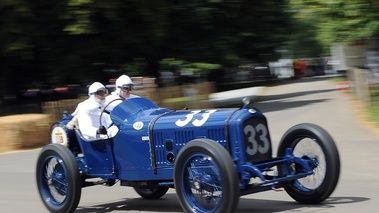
[258,88,336,103]
[75,194,369,213]
[76,194,182,213]
[254,98,332,114]
[237,196,369,213]
[221,88,336,113]
[253,87,337,113]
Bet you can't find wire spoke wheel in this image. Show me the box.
[292,138,326,190]
[36,144,81,213]
[44,157,68,203]
[277,123,340,204]
[174,139,239,213]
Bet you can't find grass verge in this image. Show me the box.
[329,75,379,131]
[367,106,379,128]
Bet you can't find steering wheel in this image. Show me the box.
[99,98,124,127]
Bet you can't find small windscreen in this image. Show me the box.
[110,97,159,125]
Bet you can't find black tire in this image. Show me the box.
[277,123,340,204]
[36,144,82,213]
[174,139,239,213]
[133,185,169,199]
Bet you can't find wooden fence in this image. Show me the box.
[42,82,216,123]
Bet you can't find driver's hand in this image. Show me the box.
[97,125,107,135]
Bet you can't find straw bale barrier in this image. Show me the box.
[0,82,215,153]
[0,114,51,153]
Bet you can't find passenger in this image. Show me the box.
[69,82,118,141]
[105,74,140,112]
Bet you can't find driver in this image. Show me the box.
[71,82,119,141]
[105,74,140,112]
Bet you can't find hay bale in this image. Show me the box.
[0,114,52,153]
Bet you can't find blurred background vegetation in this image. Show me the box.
[1,0,379,103]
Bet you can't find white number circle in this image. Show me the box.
[51,126,68,146]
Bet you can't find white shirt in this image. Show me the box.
[75,96,118,141]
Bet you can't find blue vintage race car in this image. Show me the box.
[36,97,340,213]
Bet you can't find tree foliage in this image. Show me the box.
[0,0,291,98]
[289,0,379,51]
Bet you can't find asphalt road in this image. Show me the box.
[1,76,379,213]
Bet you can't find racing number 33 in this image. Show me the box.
[244,123,270,156]
[175,110,217,127]
[175,110,270,156]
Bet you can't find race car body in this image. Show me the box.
[37,97,340,213]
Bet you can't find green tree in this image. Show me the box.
[289,0,379,52]
[0,0,293,100]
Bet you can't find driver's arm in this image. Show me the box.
[76,104,103,140]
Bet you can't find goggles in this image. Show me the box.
[119,84,133,92]
[94,89,108,96]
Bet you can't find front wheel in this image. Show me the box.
[36,144,82,213]
[277,123,340,204]
[174,138,239,213]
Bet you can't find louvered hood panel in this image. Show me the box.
[151,109,236,165]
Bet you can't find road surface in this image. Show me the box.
[1,76,378,213]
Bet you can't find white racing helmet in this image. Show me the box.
[116,75,133,88]
[88,82,107,96]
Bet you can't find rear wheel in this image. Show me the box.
[36,144,82,213]
[174,139,239,213]
[277,123,340,204]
